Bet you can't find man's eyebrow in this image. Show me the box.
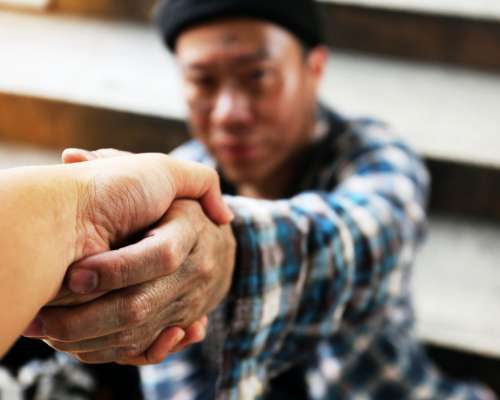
[184,48,271,70]
[232,48,270,64]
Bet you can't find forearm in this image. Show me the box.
[217,142,428,391]
[0,165,79,355]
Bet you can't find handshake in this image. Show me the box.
[22,149,236,365]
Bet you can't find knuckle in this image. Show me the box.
[187,296,202,315]
[158,244,182,273]
[146,349,165,365]
[115,330,136,347]
[196,261,214,283]
[158,244,175,267]
[208,167,219,185]
[119,294,150,326]
[111,253,132,288]
[44,339,67,352]
[185,200,203,216]
[49,319,78,342]
[118,346,141,359]
[176,306,193,327]
[75,352,100,364]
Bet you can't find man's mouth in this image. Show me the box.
[217,143,261,161]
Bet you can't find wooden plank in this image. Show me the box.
[0,92,188,154]
[427,160,500,221]
[320,2,500,71]
[414,214,500,358]
[0,0,155,19]
[322,0,500,22]
[47,0,156,20]
[0,0,49,10]
[4,0,498,71]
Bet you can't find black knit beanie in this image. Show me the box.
[154,0,325,51]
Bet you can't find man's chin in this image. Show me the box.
[220,166,265,187]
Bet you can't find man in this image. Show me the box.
[25,0,495,398]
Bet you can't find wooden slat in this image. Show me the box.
[0,0,156,19]
[47,0,156,20]
[320,3,500,71]
[3,0,499,71]
[427,160,500,221]
[414,214,500,358]
[323,0,500,22]
[0,92,189,153]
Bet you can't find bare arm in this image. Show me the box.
[0,165,81,355]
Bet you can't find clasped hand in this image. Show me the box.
[24,149,236,365]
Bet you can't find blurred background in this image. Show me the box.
[0,0,499,398]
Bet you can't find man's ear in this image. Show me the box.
[306,46,329,86]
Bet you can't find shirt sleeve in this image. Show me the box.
[219,122,430,394]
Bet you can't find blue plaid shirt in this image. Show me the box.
[140,107,495,400]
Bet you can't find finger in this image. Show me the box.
[170,320,207,354]
[67,217,198,294]
[50,285,72,302]
[29,281,173,341]
[62,148,131,164]
[117,328,186,366]
[169,160,234,225]
[44,325,154,353]
[70,347,139,364]
[47,291,108,307]
[62,148,97,164]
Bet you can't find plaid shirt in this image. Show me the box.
[140,107,495,400]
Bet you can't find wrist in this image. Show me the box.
[62,163,109,262]
[50,165,88,264]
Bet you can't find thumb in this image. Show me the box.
[62,148,97,164]
[170,160,234,225]
[62,148,132,164]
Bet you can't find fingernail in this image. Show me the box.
[69,269,98,294]
[175,330,186,344]
[84,150,98,160]
[200,327,208,340]
[74,149,97,160]
[23,316,45,338]
[225,204,235,221]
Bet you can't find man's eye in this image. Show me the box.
[245,68,275,95]
[248,69,267,82]
[190,76,217,90]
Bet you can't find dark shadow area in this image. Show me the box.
[2,338,142,400]
[426,344,500,396]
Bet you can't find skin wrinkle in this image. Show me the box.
[76,174,111,258]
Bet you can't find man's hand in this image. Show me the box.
[25,149,236,365]
[30,200,235,365]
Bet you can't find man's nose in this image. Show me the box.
[211,87,252,128]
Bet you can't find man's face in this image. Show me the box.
[176,19,325,187]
